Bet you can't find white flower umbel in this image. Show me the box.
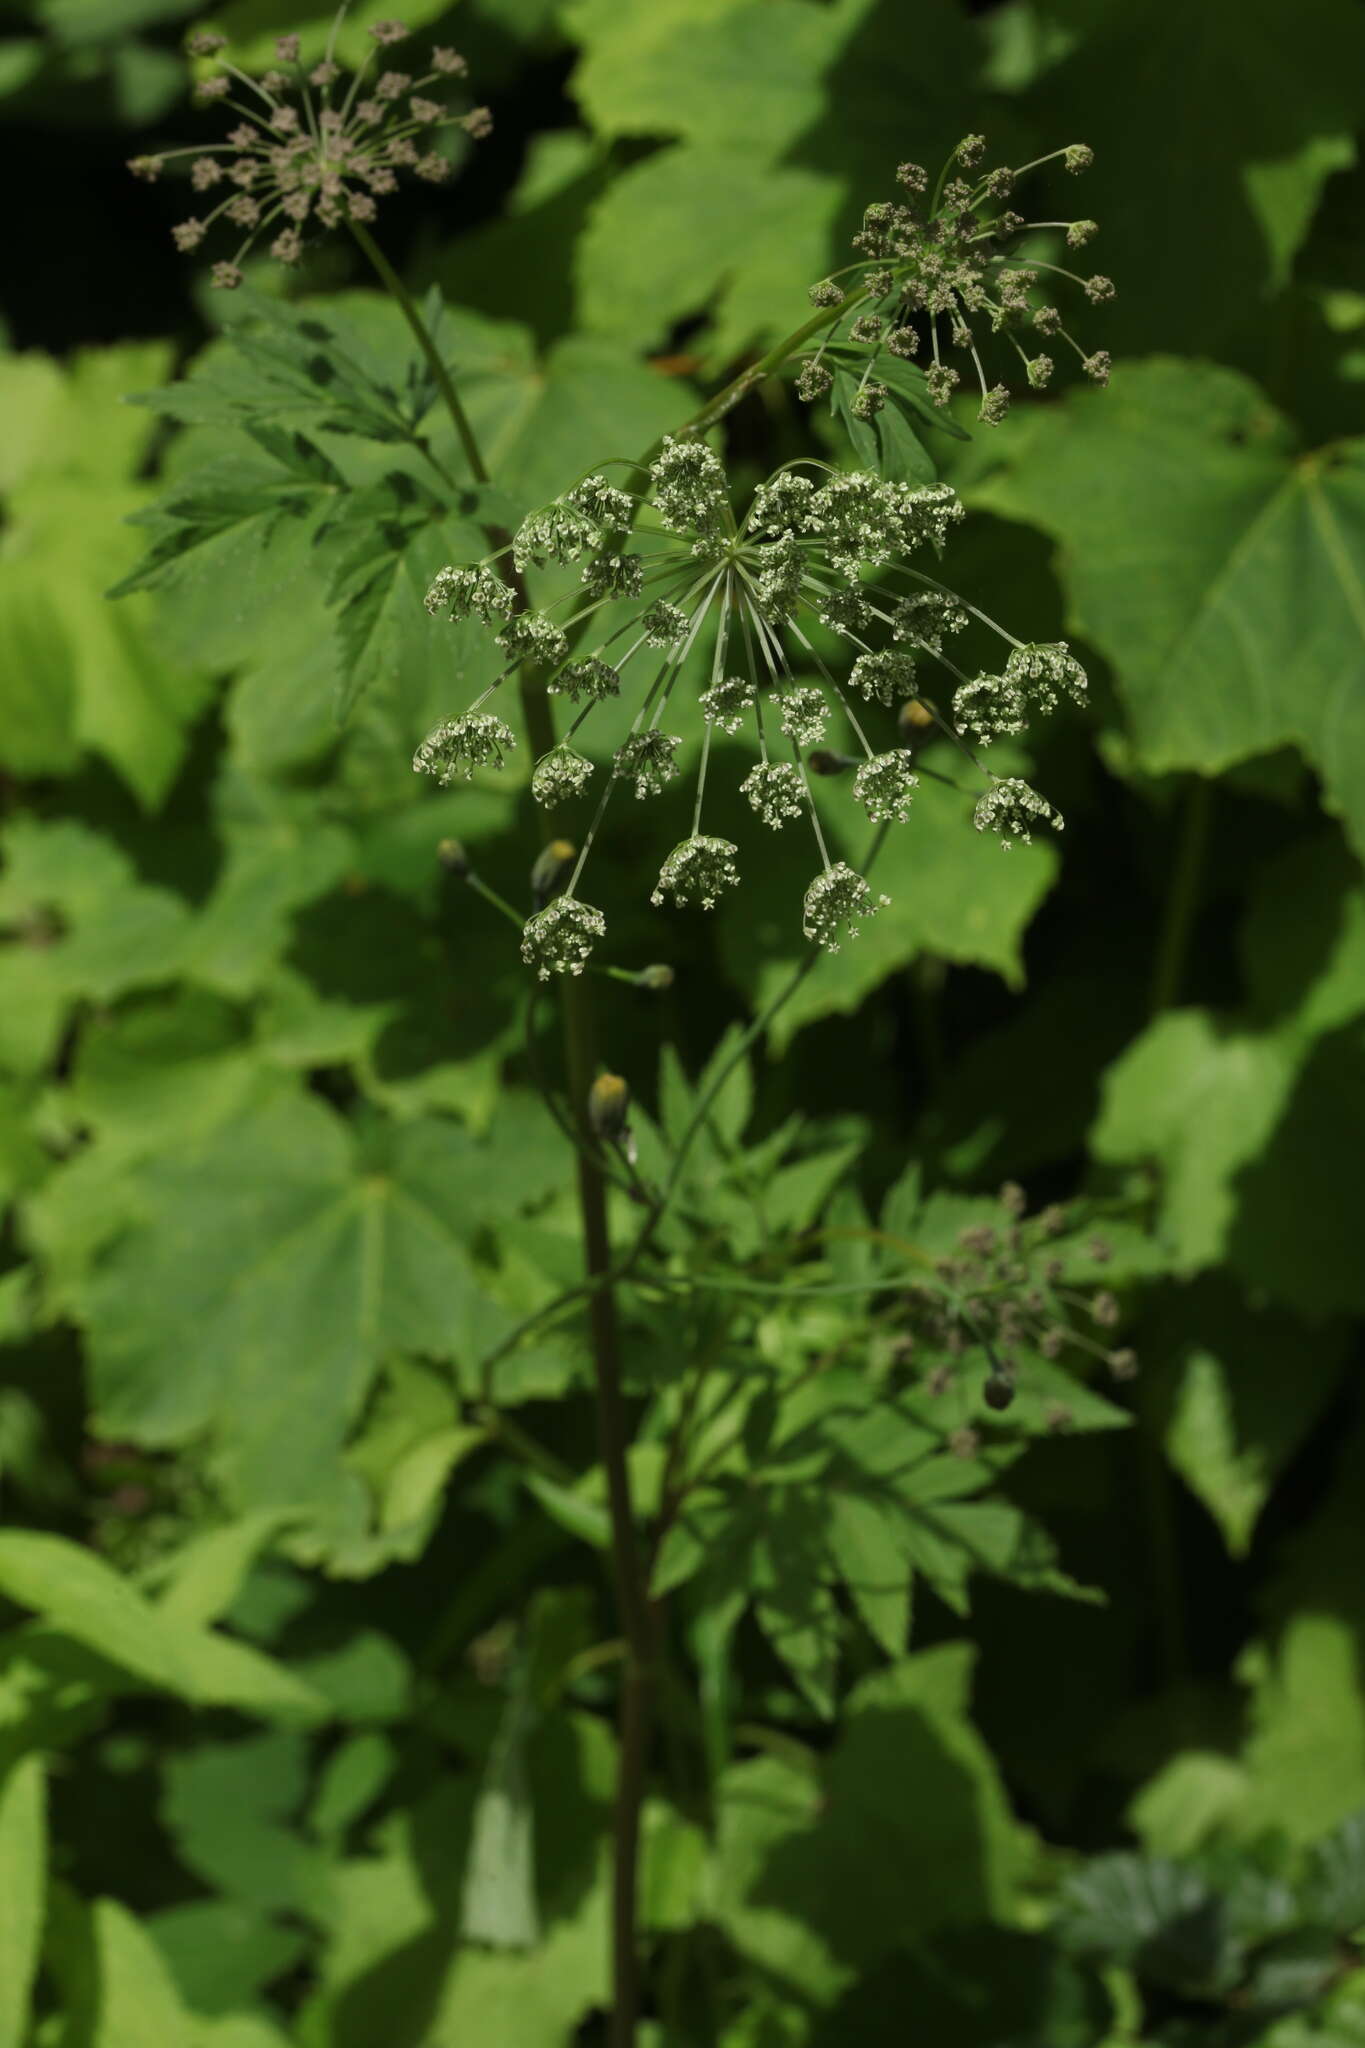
[417,452,1083,966]
[425,564,514,623]
[520,897,606,979]
[740,762,807,828]
[615,729,681,799]
[651,835,740,909]
[953,671,1026,745]
[699,674,753,733]
[1004,642,1088,713]
[802,863,891,951]
[850,649,917,705]
[973,777,1063,847]
[793,130,1111,421]
[550,657,620,703]
[853,750,919,824]
[531,746,593,807]
[413,712,515,784]
[777,686,829,747]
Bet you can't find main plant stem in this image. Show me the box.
[563,989,655,2046]
[353,228,653,2038]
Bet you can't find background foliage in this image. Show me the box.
[3,0,1365,2040]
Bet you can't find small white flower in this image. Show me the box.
[615,729,681,798]
[777,686,828,747]
[425,564,514,623]
[550,657,620,702]
[802,863,891,951]
[954,671,1026,744]
[740,761,807,827]
[700,675,753,733]
[412,712,516,784]
[850,649,917,705]
[651,835,740,909]
[496,612,569,667]
[641,600,689,647]
[520,897,606,979]
[853,750,919,823]
[973,777,1064,847]
[531,746,594,806]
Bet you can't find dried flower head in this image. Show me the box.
[416,443,1079,967]
[131,11,489,283]
[796,136,1111,423]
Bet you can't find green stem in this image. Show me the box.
[672,293,869,443]
[354,226,641,2032]
[348,217,490,484]
[562,984,655,2048]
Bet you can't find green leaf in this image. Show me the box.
[1302,1811,1365,1936]
[712,1646,1019,2003]
[86,1895,206,2047]
[162,1731,329,1920]
[973,361,1365,857]
[0,343,212,804]
[1240,1425,1365,1840]
[144,1900,306,2022]
[824,1490,912,1658]
[1058,1853,1232,1995]
[565,0,974,362]
[1021,0,1365,352]
[0,1531,328,1721]
[76,1092,498,1525]
[0,1755,44,2048]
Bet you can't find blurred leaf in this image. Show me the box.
[0,1754,44,2048]
[1128,1752,1252,1860]
[162,1731,329,1920]
[0,1531,328,1720]
[1150,1291,1346,1555]
[1058,1852,1233,1995]
[1302,1811,1365,1936]
[0,344,213,804]
[974,361,1365,857]
[145,1899,305,2021]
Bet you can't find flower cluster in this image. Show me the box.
[128,17,489,286]
[416,439,1085,976]
[796,135,1111,426]
[903,1182,1138,1417]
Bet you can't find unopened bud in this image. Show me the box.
[588,1073,631,1144]
[530,838,575,908]
[635,964,674,992]
[898,697,936,746]
[808,748,854,777]
[1107,1348,1138,1380]
[437,837,470,877]
[983,1369,1015,1411]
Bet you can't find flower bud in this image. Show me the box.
[588,1073,631,1144]
[437,837,470,877]
[635,964,675,992]
[530,839,576,908]
[983,1370,1015,1411]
